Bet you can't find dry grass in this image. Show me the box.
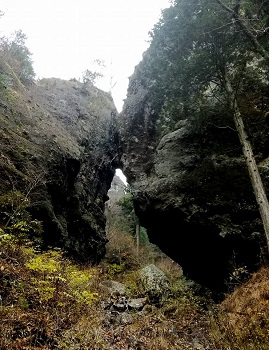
[209,267,269,349]
[105,211,269,349]
[0,240,101,349]
[0,221,210,350]
[105,226,139,269]
[2,233,269,349]
[1,191,269,349]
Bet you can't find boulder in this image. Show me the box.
[128,297,147,311]
[139,264,170,304]
[115,312,134,325]
[100,280,127,296]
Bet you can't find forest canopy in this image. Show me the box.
[136,0,269,134]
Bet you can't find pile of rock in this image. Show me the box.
[100,264,171,325]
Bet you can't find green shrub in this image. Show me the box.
[107,262,126,276]
[0,191,42,246]
[26,249,98,304]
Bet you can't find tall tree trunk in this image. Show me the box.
[224,73,269,253]
[135,218,140,257]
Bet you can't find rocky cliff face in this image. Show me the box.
[0,71,120,262]
[120,69,269,296]
[2,48,269,296]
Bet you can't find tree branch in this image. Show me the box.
[215,0,269,60]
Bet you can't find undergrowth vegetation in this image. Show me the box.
[210,268,269,350]
[0,190,100,349]
[0,240,101,349]
[0,187,269,348]
[102,188,269,349]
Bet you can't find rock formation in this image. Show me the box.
[0,70,120,262]
[120,67,269,296]
[2,35,269,297]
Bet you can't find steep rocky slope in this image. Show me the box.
[120,68,269,296]
[0,66,120,262]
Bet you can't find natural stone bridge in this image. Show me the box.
[0,74,267,297]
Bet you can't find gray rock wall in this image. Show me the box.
[0,77,120,262]
[120,71,269,296]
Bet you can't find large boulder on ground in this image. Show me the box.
[139,264,170,304]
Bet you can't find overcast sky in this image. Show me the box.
[1,0,170,111]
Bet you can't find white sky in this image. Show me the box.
[0,0,170,111]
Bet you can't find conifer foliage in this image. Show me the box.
[140,0,269,131]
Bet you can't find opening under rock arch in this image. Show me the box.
[105,168,128,234]
[115,168,127,186]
